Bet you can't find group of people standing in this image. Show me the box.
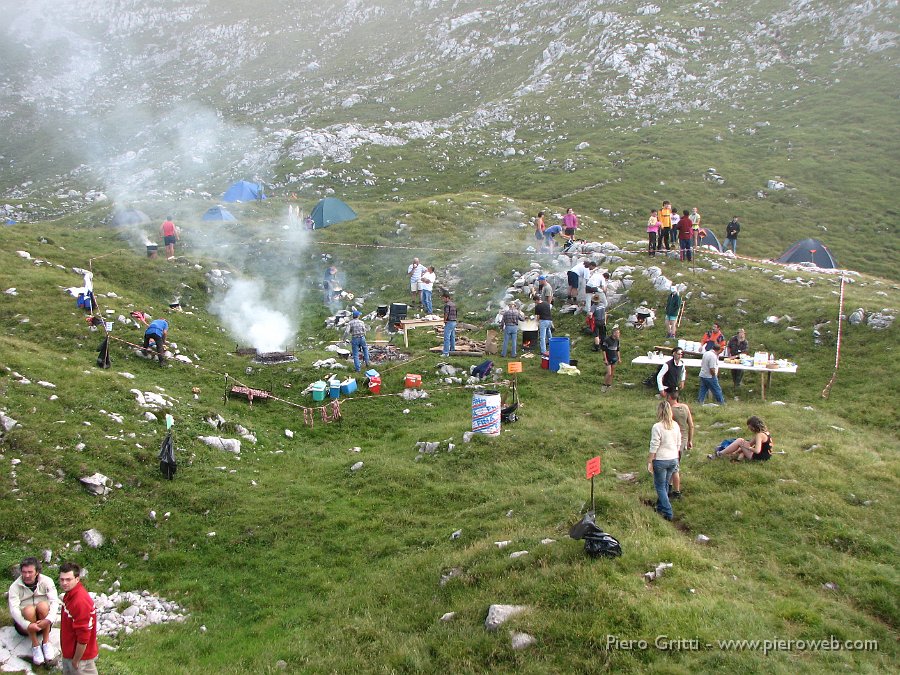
[407,258,438,314]
[646,202,702,260]
[534,208,580,253]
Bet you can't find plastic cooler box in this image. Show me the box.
[405,374,422,388]
[311,381,327,402]
[368,376,382,394]
[340,378,358,395]
[365,368,380,379]
[328,379,341,399]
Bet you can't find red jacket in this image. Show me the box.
[677,219,693,240]
[61,582,99,661]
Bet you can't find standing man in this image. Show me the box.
[677,210,694,262]
[441,292,457,357]
[698,342,726,405]
[725,216,741,254]
[419,266,436,314]
[142,318,169,365]
[407,258,424,307]
[658,201,672,251]
[664,286,682,339]
[59,562,98,675]
[160,216,178,260]
[500,302,525,358]
[534,275,554,305]
[323,265,339,305]
[601,326,620,392]
[585,265,606,314]
[727,328,750,396]
[534,294,553,354]
[657,346,686,398]
[345,310,371,373]
[590,295,607,352]
[8,556,59,666]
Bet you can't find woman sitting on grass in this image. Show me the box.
[709,416,772,461]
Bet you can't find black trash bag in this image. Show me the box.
[158,431,176,480]
[569,511,622,558]
[96,337,111,369]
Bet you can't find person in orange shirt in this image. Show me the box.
[700,322,726,351]
[659,201,672,251]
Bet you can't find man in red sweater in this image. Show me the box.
[59,562,99,674]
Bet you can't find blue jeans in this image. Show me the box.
[351,336,369,372]
[653,459,679,519]
[442,321,457,356]
[698,376,725,404]
[679,238,692,262]
[421,289,433,314]
[725,237,737,253]
[501,325,519,357]
[539,320,553,353]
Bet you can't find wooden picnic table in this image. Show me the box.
[398,318,445,348]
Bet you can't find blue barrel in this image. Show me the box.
[548,337,570,372]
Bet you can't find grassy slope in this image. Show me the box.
[0,200,897,673]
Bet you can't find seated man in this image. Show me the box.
[700,321,726,352]
[143,318,169,364]
[8,556,59,666]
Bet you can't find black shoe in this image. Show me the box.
[591,345,599,352]
[670,491,682,500]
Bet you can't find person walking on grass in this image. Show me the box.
[59,562,99,675]
[160,216,178,260]
[8,557,59,666]
[657,346,686,398]
[648,400,682,522]
[601,326,620,392]
[664,286,681,339]
[667,390,694,499]
[441,292,457,356]
[500,302,525,357]
[345,310,371,373]
[698,342,726,405]
[709,416,772,462]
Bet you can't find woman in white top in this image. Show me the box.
[648,400,682,521]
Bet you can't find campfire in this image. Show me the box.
[368,345,407,363]
[253,351,297,365]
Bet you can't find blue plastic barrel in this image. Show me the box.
[548,337,570,372]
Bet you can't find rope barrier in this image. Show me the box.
[821,274,847,399]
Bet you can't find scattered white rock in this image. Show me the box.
[510,631,536,650]
[285,429,294,439]
[83,529,105,548]
[450,529,462,540]
[350,461,364,472]
[540,538,556,545]
[197,436,241,454]
[484,604,528,632]
[644,562,673,582]
[695,534,711,544]
[440,612,456,622]
[79,473,112,496]
[494,541,511,548]
[509,551,528,559]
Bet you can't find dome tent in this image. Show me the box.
[222,180,266,202]
[310,197,357,229]
[775,238,838,268]
[202,206,237,222]
[697,228,722,252]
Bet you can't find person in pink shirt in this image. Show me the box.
[647,209,659,256]
[563,208,579,241]
[160,217,178,260]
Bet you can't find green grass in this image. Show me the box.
[1,203,897,673]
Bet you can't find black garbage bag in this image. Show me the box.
[569,511,622,558]
[158,431,176,480]
[96,337,111,369]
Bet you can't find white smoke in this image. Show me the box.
[211,278,299,353]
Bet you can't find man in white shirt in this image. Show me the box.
[566,259,586,305]
[585,267,608,313]
[698,342,726,404]
[419,266,436,314]
[8,556,59,665]
[407,258,424,306]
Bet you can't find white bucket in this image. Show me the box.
[472,390,501,436]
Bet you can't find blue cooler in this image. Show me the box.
[365,368,380,379]
[340,378,358,395]
[328,379,341,399]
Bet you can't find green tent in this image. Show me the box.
[310,198,357,229]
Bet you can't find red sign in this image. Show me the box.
[585,456,601,479]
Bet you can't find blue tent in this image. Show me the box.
[202,206,237,222]
[310,197,357,229]
[776,238,838,268]
[697,228,722,252]
[222,180,266,202]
